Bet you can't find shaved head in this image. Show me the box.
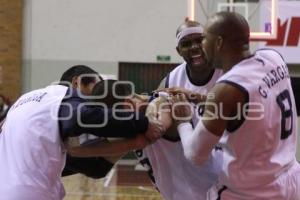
[207,12,250,50]
[201,11,252,71]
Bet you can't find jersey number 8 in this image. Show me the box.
[276,89,293,140]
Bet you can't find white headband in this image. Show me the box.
[176,26,203,46]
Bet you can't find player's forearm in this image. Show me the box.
[155,87,206,104]
[67,138,140,158]
[177,120,220,165]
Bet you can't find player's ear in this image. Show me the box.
[216,36,224,51]
[71,76,79,88]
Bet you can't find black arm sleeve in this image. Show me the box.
[59,88,149,140]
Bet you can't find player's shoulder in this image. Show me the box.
[17,86,49,100]
[255,48,283,57]
[169,62,186,75]
[255,48,285,63]
[165,62,187,87]
[216,59,255,85]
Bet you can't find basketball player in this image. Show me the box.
[0,76,164,199]
[0,65,115,179]
[173,12,300,199]
[60,67,157,179]
[59,65,103,95]
[135,20,223,200]
[59,65,123,178]
[66,79,169,158]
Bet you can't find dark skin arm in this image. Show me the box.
[156,87,206,104]
[66,134,149,158]
[202,83,246,136]
[172,82,246,164]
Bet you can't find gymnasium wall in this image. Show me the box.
[22,60,118,91]
[22,0,291,90]
[22,0,191,91]
[22,0,300,160]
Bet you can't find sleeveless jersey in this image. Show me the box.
[217,49,299,193]
[0,85,68,200]
[136,63,223,200]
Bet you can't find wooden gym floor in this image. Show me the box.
[62,160,163,200]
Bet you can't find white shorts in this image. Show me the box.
[207,162,300,200]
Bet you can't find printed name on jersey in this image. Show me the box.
[134,149,156,185]
[11,92,48,110]
[258,64,289,98]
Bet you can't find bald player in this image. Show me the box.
[135,20,223,200]
[173,12,300,199]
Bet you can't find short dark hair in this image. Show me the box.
[91,79,132,108]
[210,12,250,50]
[59,65,102,86]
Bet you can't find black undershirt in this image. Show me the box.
[58,88,149,141]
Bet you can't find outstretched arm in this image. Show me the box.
[66,134,149,158]
[157,87,206,104]
[59,89,165,141]
[146,96,173,132]
[174,83,246,165]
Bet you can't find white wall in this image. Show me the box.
[22,0,195,91]
[22,59,118,91]
[23,0,300,85]
[22,0,287,90]
[28,0,188,62]
[22,0,300,161]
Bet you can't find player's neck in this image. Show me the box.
[187,67,214,85]
[223,50,251,73]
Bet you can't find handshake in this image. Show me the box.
[66,87,203,157]
[143,87,203,145]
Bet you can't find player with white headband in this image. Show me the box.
[135,20,223,200]
[176,26,203,46]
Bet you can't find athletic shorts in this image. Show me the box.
[207,162,300,200]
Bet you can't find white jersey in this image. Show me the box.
[215,49,300,198]
[0,85,68,200]
[136,63,223,200]
[166,63,223,126]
